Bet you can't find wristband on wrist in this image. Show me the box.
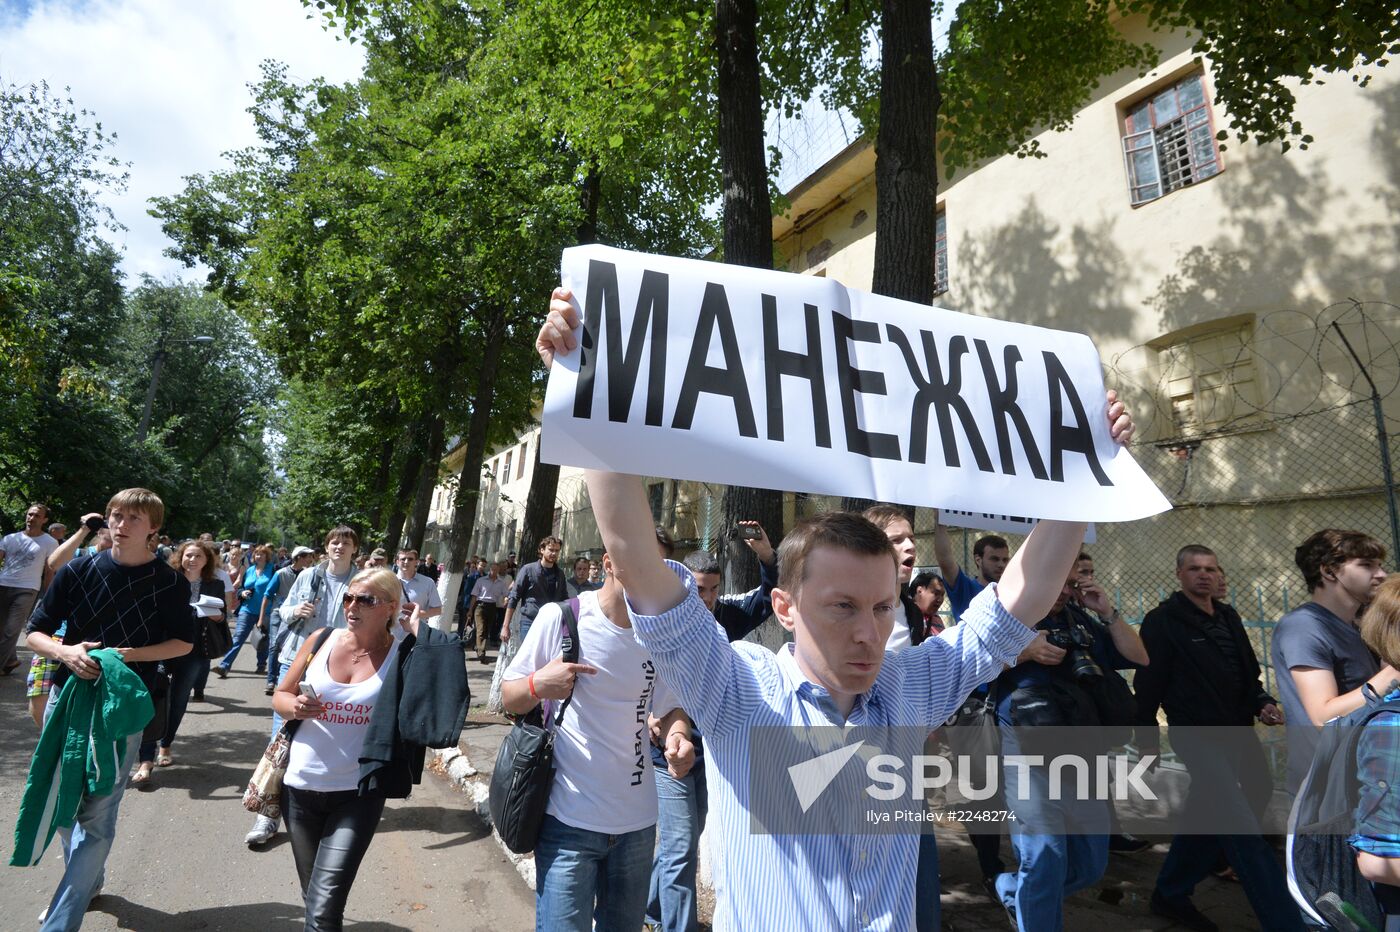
[528,672,539,700]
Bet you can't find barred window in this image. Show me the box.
[934,209,948,296]
[503,450,512,481]
[1122,71,1222,206]
[1152,318,1259,436]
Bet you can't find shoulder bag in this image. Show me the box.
[488,598,580,854]
[242,626,335,821]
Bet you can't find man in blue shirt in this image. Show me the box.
[934,524,1010,622]
[536,290,1138,931]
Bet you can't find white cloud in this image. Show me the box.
[0,0,365,282]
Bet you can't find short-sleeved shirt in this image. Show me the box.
[471,574,511,607]
[27,551,194,691]
[238,564,279,618]
[0,531,58,591]
[504,591,678,834]
[397,572,442,612]
[1272,602,1381,792]
[946,568,985,622]
[507,561,569,621]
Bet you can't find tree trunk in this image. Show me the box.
[715,0,772,270]
[518,439,559,562]
[517,167,602,563]
[382,416,431,552]
[872,0,940,304]
[365,397,400,535]
[714,0,783,591]
[437,318,507,631]
[366,434,396,535]
[404,413,446,552]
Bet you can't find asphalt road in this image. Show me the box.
[0,644,535,931]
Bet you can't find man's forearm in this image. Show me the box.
[26,631,63,661]
[501,677,539,715]
[123,638,194,663]
[420,605,442,618]
[48,529,89,573]
[584,470,686,615]
[933,520,960,580]
[998,520,1087,625]
[1106,613,1150,666]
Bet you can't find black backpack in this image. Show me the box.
[487,598,580,854]
[1286,684,1400,930]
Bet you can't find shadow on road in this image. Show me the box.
[91,895,414,931]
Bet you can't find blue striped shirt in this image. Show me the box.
[629,564,1036,931]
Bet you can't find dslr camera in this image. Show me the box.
[1045,621,1103,681]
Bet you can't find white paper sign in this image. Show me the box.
[542,245,1170,523]
[937,509,1097,545]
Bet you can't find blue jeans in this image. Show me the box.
[997,832,1108,932]
[915,830,941,932]
[535,813,655,932]
[646,745,708,931]
[996,727,1110,932]
[192,655,210,695]
[270,660,290,736]
[160,655,203,748]
[220,611,266,672]
[267,621,290,686]
[1156,728,1303,930]
[41,693,140,932]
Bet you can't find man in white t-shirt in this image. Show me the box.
[502,540,690,932]
[0,503,59,675]
[395,549,442,630]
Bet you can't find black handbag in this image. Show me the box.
[488,598,580,854]
[203,617,233,659]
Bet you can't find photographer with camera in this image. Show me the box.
[1134,545,1300,932]
[992,562,1148,931]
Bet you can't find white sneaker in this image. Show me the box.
[245,815,278,847]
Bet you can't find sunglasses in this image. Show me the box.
[341,592,388,607]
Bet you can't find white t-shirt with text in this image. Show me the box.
[504,591,680,834]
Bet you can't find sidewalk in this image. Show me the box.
[432,652,1269,930]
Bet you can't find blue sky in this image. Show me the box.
[0,0,365,282]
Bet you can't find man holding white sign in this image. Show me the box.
[535,267,1149,930]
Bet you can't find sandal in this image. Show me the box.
[130,764,154,785]
[156,751,173,767]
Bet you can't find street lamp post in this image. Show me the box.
[137,335,215,441]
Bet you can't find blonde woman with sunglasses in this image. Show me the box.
[272,566,420,931]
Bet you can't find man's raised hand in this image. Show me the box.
[538,287,580,370]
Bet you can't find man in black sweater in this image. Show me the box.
[1135,544,1301,932]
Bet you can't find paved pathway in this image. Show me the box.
[0,644,533,931]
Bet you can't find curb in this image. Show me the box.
[428,746,537,891]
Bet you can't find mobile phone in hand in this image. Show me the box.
[736,524,762,540]
[299,682,319,702]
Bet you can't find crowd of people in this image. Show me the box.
[4,494,469,932]
[0,291,1396,932]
